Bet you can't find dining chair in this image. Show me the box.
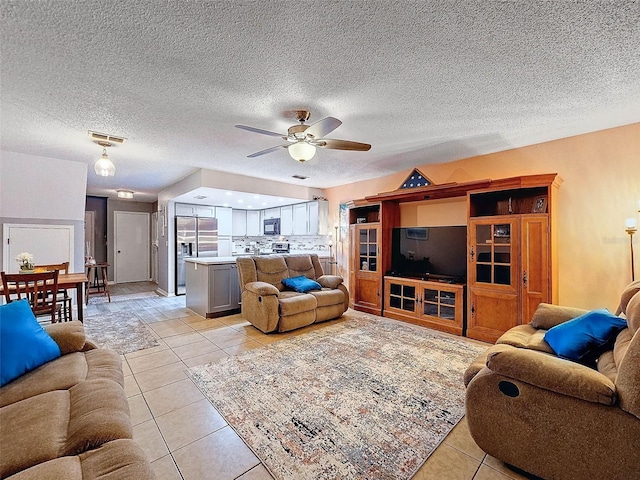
[34,262,72,321]
[1,270,60,323]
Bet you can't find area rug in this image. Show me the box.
[88,291,160,305]
[84,311,160,354]
[187,314,487,480]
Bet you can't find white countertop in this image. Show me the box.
[185,252,331,265]
[184,257,237,265]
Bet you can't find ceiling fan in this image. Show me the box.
[235,110,371,163]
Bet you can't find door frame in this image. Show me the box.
[113,211,150,284]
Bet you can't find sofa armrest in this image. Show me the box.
[529,303,589,330]
[244,281,280,296]
[43,320,91,354]
[486,347,616,405]
[317,275,343,289]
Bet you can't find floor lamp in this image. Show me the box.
[626,218,637,282]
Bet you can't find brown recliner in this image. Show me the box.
[236,254,349,333]
[464,281,640,480]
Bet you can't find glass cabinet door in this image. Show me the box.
[388,281,416,312]
[422,288,457,319]
[471,220,516,288]
[357,227,378,272]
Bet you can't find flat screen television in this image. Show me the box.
[390,226,467,281]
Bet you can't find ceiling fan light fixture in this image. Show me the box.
[288,141,316,163]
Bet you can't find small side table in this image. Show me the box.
[85,262,110,305]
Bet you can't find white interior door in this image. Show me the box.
[3,224,74,273]
[114,211,150,283]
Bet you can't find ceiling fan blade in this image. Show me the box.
[235,124,285,138]
[247,144,289,158]
[317,139,371,151]
[305,117,342,139]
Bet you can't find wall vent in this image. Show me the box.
[292,175,309,180]
[88,130,127,145]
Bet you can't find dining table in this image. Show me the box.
[0,272,89,322]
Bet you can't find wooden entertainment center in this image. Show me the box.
[348,172,560,343]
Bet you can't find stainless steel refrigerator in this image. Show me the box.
[175,216,218,295]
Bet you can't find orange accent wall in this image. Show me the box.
[325,123,640,311]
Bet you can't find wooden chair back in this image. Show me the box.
[34,262,69,274]
[1,270,60,323]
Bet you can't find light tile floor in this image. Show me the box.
[86,282,537,480]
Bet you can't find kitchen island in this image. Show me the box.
[184,257,241,318]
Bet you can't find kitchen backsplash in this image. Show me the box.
[232,235,334,254]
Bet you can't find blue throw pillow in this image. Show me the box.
[282,275,322,293]
[544,309,627,365]
[0,299,62,386]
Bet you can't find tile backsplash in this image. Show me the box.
[232,235,333,254]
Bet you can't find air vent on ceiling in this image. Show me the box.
[88,131,127,145]
[193,195,208,200]
[292,175,309,180]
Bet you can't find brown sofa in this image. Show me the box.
[236,254,349,333]
[464,281,640,480]
[0,321,155,480]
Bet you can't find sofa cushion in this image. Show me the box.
[317,275,343,289]
[284,254,317,279]
[5,439,154,480]
[0,349,123,408]
[1,300,62,387]
[254,256,289,290]
[43,321,88,354]
[282,275,322,293]
[309,288,346,308]
[530,303,589,330]
[496,324,555,354]
[544,309,627,365]
[278,292,316,316]
[0,378,132,478]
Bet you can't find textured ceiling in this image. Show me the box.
[1,1,639,203]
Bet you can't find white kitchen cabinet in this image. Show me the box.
[263,207,280,219]
[280,205,293,235]
[175,203,195,216]
[175,203,216,217]
[314,200,329,235]
[215,207,232,236]
[291,200,329,235]
[232,209,247,236]
[217,236,232,256]
[292,203,308,235]
[195,205,216,217]
[247,210,261,236]
[308,201,320,235]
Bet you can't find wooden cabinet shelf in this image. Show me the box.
[384,276,465,336]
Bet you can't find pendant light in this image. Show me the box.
[94,141,116,176]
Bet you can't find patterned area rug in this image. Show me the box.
[188,315,487,480]
[88,291,160,304]
[84,311,160,354]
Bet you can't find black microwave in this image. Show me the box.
[264,218,280,235]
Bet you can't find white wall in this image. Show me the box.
[1,151,87,220]
[0,151,87,272]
